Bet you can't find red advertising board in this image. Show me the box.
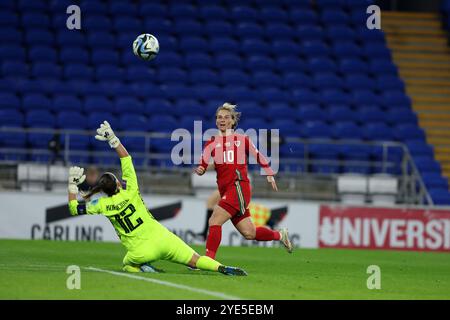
[319,205,450,252]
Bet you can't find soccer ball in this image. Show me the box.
[133,34,159,61]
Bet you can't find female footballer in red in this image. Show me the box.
[195,103,293,259]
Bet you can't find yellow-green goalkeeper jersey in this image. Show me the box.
[68,156,161,251]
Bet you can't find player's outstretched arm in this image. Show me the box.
[94,121,129,158]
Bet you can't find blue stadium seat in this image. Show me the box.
[327,106,357,122]
[236,22,264,38]
[214,53,243,69]
[32,62,61,79]
[201,5,228,19]
[179,37,208,52]
[292,89,319,104]
[115,97,143,115]
[0,109,24,127]
[205,21,233,36]
[246,55,275,71]
[0,11,19,27]
[155,52,183,68]
[252,71,282,88]
[332,41,363,58]
[57,31,86,47]
[210,38,240,53]
[2,61,28,78]
[387,109,417,126]
[190,69,218,85]
[110,1,138,16]
[414,157,442,175]
[357,107,385,124]
[0,44,25,61]
[260,88,291,103]
[320,9,349,25]
[64,64,93,80]
[266,104,295,121]
[376,75,405,91]
[22,94,51,111]
[296,26,323,41]
[26,110,56,128]
[25,30,54,46]
[241,39,271,55]
[21,13,50,28]
[326,26,356,41]
[96,65,125,81]
[301,40,329,57]
[320,89,350,106]
[407,141,434,159]
[276,56,307,72]
[91,49,119,65]
[0,28,22,44]
[421,173,449,190]
[84,96,114,113]
[231,6,259,21]
[60,47,89,64]
[363,43,392,59]
[282,72,311,88]
[381,91,411,109]
[345,75,376,91]
[271,119,300,137]
[272,40,302,55]
[370,59,398,75]
[0,93,20,110]
[220,70,250,86]
[52,95,82,113]
[297,105,326,122]
[290,9,318,25]
[148,115,178,133]
[87,32,116,48]
[260,6,288,22]
[157,67,188,84]
[168,3,197,19]
[185,53,213,69]
[338,58,369,74]
[429,189,450,205]
[88,112,117,131]
[143,19,172,35]
[307,57,337,73]
[80,1,108,14]
[313,73,344,90]
[57,111,87,130]
[29,46,57,62]
[266,23,294,39]
[352,90,380,108]
[114,17,142,32]
[174,20,203,35]
[333,121,362,139]
[363,123,394,141]
[394,124,426,142]
[0,126,27,149]
[144,99,172,116]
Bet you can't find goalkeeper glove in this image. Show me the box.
[95,120,120,148]
[68,166,86,194]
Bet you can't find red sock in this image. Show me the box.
[255,226,281,241]
[206,225,222,259]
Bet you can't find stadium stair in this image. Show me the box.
[384,11,450,189]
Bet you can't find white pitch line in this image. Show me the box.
[86,266,242,300]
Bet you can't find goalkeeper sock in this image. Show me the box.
[206,225,222,259]
[195,256,221,272]
[255,226,281,241]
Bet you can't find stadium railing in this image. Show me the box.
[0,127,431,205]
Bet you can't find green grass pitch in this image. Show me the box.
[1,239,449,300]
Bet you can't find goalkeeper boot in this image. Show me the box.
[187,266,200,271]
[218,265,248,276]
[280,228,293,253]
[140,263,164,273]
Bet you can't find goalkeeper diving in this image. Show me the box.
[67,121,247,276]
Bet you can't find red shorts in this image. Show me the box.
[218,180,252,226]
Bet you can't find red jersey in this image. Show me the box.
[199,133,274,193]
